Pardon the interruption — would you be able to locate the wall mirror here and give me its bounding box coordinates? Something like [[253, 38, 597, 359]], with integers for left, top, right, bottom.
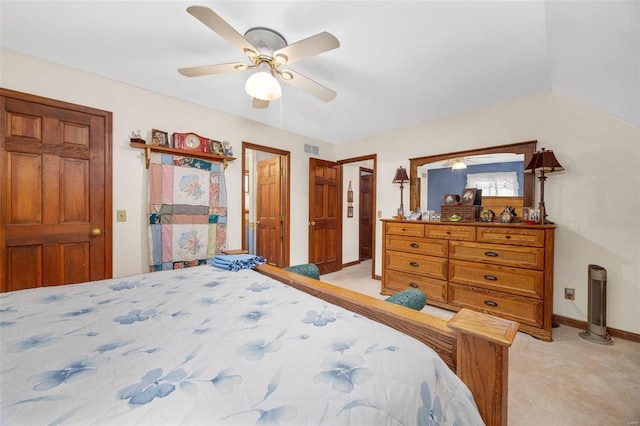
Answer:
[[409, 140, 537, 215]]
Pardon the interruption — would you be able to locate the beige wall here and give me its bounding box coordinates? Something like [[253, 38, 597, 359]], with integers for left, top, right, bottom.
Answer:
[[336, 92, 640, 335], [0, 49, 336, 277], [3, 48, 639, 335]]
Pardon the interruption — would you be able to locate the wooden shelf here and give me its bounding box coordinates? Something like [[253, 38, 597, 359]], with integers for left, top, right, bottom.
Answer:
[[129, 141, 236, 169]]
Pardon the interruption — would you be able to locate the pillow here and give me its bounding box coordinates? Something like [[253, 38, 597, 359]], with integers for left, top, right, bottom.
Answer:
[[385, 289, 427, 311]]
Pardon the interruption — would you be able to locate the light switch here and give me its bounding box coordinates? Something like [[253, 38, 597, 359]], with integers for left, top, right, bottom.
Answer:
[[116, 210, 127, 222], [377, 210, 382, 218]]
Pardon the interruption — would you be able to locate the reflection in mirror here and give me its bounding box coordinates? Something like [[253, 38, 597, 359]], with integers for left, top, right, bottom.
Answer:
[[409, 141, 537, 216]]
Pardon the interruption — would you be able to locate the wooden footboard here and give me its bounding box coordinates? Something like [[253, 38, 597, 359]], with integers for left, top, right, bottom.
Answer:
[[256, 264, 518, 426]]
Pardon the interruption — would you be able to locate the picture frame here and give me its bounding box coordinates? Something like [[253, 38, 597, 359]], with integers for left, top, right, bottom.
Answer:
[[461, 188, 478, 205], [527, 208, 540, 224], [443, 194, 460, 205], [151, 129, 169, 147], [209, 139, 223, 155]]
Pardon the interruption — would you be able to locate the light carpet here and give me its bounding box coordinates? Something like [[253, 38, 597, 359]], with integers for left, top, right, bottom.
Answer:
[[321, 260, 640, 425]]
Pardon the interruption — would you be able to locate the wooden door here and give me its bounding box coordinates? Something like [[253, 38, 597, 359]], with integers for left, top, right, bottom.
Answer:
[[359, 168, 373, 260], [0, 89, 112, 292], [256, 155, 282, 267], [309, 158, 342, 274]]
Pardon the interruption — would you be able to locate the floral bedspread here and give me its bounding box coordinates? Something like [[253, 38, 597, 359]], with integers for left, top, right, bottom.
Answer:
[[0, 266, 483, 425]]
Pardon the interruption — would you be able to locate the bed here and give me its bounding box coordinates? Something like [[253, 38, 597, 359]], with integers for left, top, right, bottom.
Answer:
[[1, 264, 517, 425]]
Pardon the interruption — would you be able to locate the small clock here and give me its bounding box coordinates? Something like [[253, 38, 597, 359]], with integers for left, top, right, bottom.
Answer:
[[173, 132, 208, 153]]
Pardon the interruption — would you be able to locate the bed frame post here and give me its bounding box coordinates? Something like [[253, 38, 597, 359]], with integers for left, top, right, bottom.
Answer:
[[448, 308, 518, 426]]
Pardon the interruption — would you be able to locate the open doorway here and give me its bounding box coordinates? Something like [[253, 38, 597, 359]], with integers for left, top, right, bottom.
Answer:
[[242, 142, 290, 267], [338, 154, 377, 279]]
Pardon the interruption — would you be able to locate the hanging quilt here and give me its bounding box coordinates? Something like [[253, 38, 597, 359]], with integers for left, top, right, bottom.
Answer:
[[148, 153, 227, 271]]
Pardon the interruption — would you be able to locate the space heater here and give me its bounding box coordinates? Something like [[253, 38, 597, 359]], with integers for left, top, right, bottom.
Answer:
[[579, 264, 613, 345]]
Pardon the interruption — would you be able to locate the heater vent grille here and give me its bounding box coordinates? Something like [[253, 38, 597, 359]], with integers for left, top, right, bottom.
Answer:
[[304, 144, 319, 156]]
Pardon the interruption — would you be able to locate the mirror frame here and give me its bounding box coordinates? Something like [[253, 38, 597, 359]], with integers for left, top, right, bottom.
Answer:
[[409, 140, 537, 211]]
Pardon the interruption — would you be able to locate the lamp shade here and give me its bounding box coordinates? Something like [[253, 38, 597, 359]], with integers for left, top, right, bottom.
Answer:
[[524, 148, 565, 174], [392, 166, 409, 183], [245, 71, 281, 101]]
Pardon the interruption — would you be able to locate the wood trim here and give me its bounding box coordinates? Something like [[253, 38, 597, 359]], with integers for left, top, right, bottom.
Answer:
[[256, 263, 517, 426], [553, 314, 640, 343], [342, 260, 360, 268], [337, 154, 377, 280], [409, 140, 537, 212], [241, 142, 291, 267]]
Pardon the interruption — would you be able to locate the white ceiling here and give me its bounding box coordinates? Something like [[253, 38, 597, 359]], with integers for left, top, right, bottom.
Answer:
[[1, 1, 638, 144]]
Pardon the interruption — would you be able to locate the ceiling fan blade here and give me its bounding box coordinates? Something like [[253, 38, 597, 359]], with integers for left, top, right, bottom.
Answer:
[[281, 70, 336, 102], [273, 32, 339, 65], [178, 62, 248, 77], [252, 98, 270, 108], [187, 6, 258, 58]]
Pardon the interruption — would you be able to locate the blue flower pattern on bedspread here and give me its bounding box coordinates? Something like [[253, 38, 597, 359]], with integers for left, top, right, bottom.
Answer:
[[0, 266, 483, 425]]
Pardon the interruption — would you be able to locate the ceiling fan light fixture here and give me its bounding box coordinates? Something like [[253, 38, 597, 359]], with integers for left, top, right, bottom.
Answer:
[[280, 70, 294, 81], [452, 161, 467, 170], [245, 71, 282, 101], [274, 53, 288, 65]]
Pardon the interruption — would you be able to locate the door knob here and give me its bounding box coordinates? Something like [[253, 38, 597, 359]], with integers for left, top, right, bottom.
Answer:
[[309, 221, 316, 226], [90, 228, 102, 237]]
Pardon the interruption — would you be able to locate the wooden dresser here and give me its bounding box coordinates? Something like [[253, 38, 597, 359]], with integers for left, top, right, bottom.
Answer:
[[381, 219, 556, 341]]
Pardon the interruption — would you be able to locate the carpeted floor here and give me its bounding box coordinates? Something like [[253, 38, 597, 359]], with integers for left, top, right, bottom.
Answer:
[[321, 260, 640, 425]]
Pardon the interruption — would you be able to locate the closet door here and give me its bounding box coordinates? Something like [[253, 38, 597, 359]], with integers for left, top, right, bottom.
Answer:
[[0, 89, 112, 292]]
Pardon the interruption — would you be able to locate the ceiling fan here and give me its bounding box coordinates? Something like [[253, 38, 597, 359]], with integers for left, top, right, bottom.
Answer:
[[442, 156, 494, 170], [178, 6, 340, 108]]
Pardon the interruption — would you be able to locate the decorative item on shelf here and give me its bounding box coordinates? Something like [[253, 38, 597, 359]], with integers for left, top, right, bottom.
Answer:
[[443, 194, 460, 205], [209, 139, 223, 155], [524, 147, 565, 224], [151, 129, 170, 147], [392, 166, 410, 219], [479, 209, 495, 222], [222, 140, 233, 157], [347, 181, 354, 218], [441, 204, 482, 221], [173, 132, 209, 152], [422, 210, 435, 221], [130, 129, 145, 144], [500, 206, 517, 223]]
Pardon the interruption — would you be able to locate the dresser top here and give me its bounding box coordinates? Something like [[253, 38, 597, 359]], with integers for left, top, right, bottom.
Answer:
[[381, 218, 557, 230]]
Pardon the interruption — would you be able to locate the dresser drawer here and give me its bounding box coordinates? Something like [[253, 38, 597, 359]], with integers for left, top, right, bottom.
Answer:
[[385, 222, 425, 237], [448, 283, 543, 327], [477, 227, 545, 247], [449, 260, 543, 298], [384, 271, 447, 303], [424, 225, 475, 241], [449, 241, 544, 270], [385, 252, 447, 280], [386, 235, 448, 257]]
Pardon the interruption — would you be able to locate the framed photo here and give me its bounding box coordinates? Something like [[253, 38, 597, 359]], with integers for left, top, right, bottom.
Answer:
[[209, 139, 223, 155], [443, 194, 460, 205], [151, 129, 169, 147], [528, 208, 540, 224], [461, 188, 478, 205]]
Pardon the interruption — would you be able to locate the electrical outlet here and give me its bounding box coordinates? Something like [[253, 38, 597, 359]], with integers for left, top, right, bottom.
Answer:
[[116, 210, 127, 222], [564, 288, 575, 300]]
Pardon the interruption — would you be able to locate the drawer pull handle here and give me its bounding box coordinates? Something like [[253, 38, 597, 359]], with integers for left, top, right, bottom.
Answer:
[[484, 300, 498, 307], [484, 251, 499, 257], [409, 282, 419, 288], [446, 231, 451, 235], [410, 243, 420, 248], [409, 262, 419, 267], [402, 228, 407, 231], [505, 235, 511, 239], [484, 274, 498, 281]]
